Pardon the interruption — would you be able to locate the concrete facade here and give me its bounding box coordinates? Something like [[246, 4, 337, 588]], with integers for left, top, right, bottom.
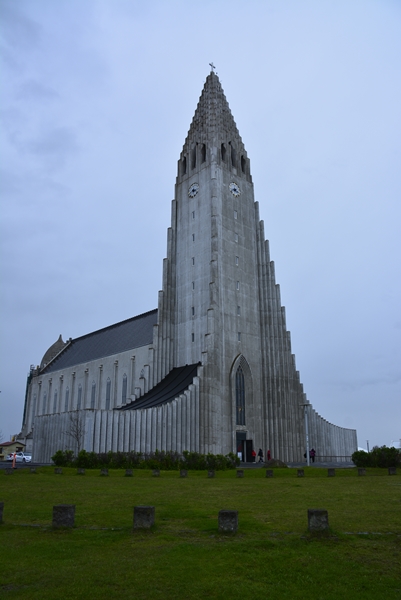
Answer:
[[21, 71, 357, 463]]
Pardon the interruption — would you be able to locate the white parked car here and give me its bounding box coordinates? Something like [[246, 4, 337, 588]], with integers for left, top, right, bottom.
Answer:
[[6, 452, 32, 463]]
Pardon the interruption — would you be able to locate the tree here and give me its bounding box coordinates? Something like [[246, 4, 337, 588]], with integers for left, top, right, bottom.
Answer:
[[64, 411, 86, 454]]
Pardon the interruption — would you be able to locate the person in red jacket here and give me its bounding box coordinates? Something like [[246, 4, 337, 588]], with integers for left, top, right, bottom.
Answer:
[[267, 449, 271, 461], [251, 449, 256, 463]]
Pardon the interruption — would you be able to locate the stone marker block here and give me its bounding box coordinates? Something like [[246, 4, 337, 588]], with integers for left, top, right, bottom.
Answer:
[[152, 469, 160, 477], [358, 468, 366, 476], [53, 504, 75, 528], [180, 469, 188, 478], [77, 468, 85, 475], [125, 469, 133, 477], [208, 470, 215, 478], [5, 468, 13, 475], [236, 470, 244, 478], [30, 467, 37, 474], [308, 508, 329, 532], [266, 469, 273, 478], [328, 468, 335, 477], [297, 469, 305, 477], [218, 510, 238, 533], [133, 505, 155, 529], [100, 469, 108, 476], [0, 501, 4, 523], [54, 468, 62, 475], [388, 467, 397, 475]]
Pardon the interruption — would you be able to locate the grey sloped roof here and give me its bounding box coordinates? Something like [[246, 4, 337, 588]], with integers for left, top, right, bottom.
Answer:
[[41, 309, 158, 374], [117, 363, 201, 411]]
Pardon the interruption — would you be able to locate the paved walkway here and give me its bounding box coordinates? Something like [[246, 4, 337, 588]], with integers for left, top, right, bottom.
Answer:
[[240, 461, 355, 469]]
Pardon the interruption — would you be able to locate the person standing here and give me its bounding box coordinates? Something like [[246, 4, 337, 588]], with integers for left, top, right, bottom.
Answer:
[[267, 449, 271, 461], [251, 449, 256, 463], [12, 452, 17, 469], [258, 448, 264, 463], [310, 448, 316, 463]]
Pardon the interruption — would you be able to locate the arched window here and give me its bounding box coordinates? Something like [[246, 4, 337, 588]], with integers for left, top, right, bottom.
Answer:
[[105, 377, 111, 410], [77, 384, 82, 410], [91, 381, 96, 409], [64, 387, 69, 412], [122, 374, 127, 404], [236, 366, 245, 425]]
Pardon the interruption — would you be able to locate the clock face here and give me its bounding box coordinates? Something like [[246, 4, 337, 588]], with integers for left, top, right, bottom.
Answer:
[[229, 182, 241, 197], [188, 183, 199, 198]]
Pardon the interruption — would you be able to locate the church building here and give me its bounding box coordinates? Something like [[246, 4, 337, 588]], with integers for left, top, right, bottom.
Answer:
[[20, 71, 357, 463]]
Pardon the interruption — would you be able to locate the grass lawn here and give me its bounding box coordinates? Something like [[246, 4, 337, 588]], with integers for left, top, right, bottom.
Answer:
[[1, 466, 400, 599]]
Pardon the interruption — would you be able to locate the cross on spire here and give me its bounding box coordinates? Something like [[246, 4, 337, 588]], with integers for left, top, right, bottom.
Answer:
[[209, 62, 216, 73]]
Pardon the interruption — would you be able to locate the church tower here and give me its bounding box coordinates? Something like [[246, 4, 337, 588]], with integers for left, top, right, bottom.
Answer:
[[155, 70, 303, 459]]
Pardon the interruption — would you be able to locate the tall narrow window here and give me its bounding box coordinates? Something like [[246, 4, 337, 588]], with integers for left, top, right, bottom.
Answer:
[[192, 211, 195, 219], [235, 256, 239, 266], [192, 233, 195, 242], [237, 306, 241, 316], [191, 145, 196, 170], [221, 143, 226, 161], [91, 382, 96, 409], [230, 143, 237, 168], [122, 374, 127, 404], [238, 332, 241, 342], [105, 378, 111, 410], [192, 257, 195, 265], [191, 306, 195, 316], [191, 333, 195, 342], [235, 233, 238, 243], [77, 384, 82, 409], [192, 281, 195, 290], [241, 155, 246, 173], [236, 366, 245, 425], [181, 156, 187, 175], [42, 392, 47, 415], [236, 281, 240, 290], [201, 143, 206, 163], [234, 210, 238, 219], [64, 387, 69, 412], [53, 390, 58, 413]]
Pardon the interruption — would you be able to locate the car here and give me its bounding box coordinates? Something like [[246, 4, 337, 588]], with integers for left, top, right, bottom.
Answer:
[[6, 452, 32, 463]]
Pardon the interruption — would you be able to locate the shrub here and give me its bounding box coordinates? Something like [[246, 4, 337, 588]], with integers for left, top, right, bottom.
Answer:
[[352, 446, 401, 468]]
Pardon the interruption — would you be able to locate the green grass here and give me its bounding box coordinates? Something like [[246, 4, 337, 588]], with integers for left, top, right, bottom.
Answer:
[[1, 466, 400, 599]]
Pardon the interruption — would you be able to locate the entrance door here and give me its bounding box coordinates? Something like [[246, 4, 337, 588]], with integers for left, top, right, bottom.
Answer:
[[245, 440, 254, 462], [236, 431, 246, 462]]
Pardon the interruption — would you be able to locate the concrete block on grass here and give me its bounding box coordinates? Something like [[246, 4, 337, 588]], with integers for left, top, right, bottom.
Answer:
[[100, 469, 108, 476], [328, 468, 335, 477], [77, 468, 85, 475], [125, 469, 133, 477], [265, 469, 273, 478], [297, 469, 305, 477], [54, 468, 62, 475], [236, 470, 244, 478], [180, 469, 188, 478], [53, 504, 75, 528], [308, 509, 329, 532], [218, 510, 238, 533], [133, 506, 155, 529], [388, 467, 397, 475], [152, 469, 160, 477], [208, 470, 215, 478], [358, 468, 366, 476]]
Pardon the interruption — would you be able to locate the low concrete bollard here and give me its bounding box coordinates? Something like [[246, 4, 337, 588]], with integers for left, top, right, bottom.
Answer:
[[358, 468, 366, 476], [328, 468, 335, 477], [77, 468, 85, 475], [133, 506, 155, 529], [0, 501, 4, 523], [266, 469, 273, 478], [308, 509, 329, 532], [297, 469, 305, 477], [218, 510, 238, 533], [100, 469, 108, 476], [208, 470, 215, 478], [388, 467, 397, 475], [30, 467, 37, 474], [5, 468, 13, 475], [180, 469, 188, 478], [125, 469, 133, 477], [152, 469, 160, 477], [54, 468, 62, 475], [236, 470, 244, 478], [53, 504, 75, 528]]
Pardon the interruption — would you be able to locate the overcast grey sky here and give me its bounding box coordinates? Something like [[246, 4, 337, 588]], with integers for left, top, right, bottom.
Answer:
[[1, 0, 400, 449]]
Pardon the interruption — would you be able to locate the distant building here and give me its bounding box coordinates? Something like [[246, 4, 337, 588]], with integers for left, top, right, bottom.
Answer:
[[20, 71, 357, 463]]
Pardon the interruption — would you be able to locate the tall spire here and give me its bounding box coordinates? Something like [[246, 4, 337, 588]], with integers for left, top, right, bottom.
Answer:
[[178, 72, 250, 182]]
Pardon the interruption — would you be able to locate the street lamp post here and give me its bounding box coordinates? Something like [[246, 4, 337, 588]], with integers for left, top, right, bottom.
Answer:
[[301, 403, 310, 467]]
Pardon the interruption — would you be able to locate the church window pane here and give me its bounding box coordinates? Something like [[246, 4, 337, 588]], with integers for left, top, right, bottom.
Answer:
[[230, 143, 237, 168], [77, 384, 82, 410], [236, 281, 240, 290], [236, 366, 245, 425], [192, 233, 195, 242], [33, 394, 37, 417], [64, 387, 69, 412], [192, 211, 195, 219], [181, 156, 187, 175], [234, 210, 237, 219], [53, 390, 58, 413], [238, 332, 241, 341], [192, 257, 195, 265], [192, 281, 195, 290], [42, 392, 47, 415], [235, 233, 238, 243], [201, 144, 206, 163], [235, 256, 239, 266], [122, 374, 127, 404], [192, 306, 195, 316], [105, 378, 111, 410], [237, 306, 241, 316], [191, 333, 195, 342], [91, 382, 96, 409], [241, 155, 246, 173], [191, 145, 196, 170]]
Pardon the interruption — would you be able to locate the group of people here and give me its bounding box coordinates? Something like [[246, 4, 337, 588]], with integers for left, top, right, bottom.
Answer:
[[250, 448, 271, 463], [304, 448, 316, 462]]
